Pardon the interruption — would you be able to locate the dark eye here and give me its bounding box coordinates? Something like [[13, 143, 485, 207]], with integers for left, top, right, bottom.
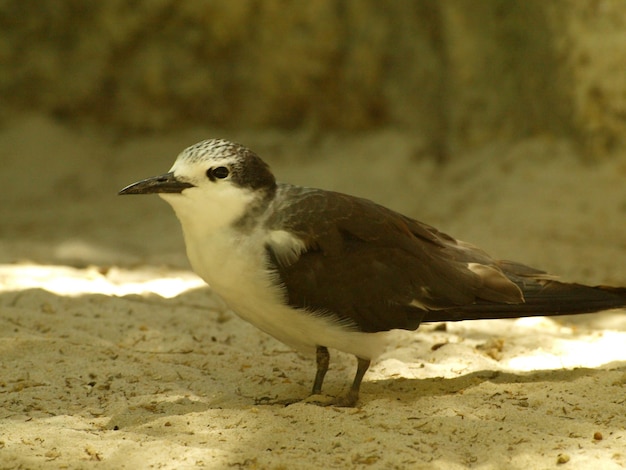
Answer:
[[207, 166, 230, 180]]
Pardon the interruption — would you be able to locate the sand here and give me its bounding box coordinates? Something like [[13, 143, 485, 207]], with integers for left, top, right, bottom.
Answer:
[[1, 115, 625, 469]]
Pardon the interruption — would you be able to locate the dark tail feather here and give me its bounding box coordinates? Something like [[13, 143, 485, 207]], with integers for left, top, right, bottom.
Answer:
[[423, 281, 626, 323]]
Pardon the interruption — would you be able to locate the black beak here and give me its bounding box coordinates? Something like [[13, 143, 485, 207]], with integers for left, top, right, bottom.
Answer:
[[118, 172, 195, 195]]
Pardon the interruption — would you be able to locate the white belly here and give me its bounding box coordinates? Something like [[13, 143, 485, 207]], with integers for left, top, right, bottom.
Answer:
[[183, 227, 391, 360]]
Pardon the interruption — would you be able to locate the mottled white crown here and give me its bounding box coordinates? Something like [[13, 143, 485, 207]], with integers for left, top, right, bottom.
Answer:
[[173, 139, 276, 191]]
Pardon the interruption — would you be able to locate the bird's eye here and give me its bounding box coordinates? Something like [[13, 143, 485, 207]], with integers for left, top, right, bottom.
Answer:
[[207, 166, 230, 180]]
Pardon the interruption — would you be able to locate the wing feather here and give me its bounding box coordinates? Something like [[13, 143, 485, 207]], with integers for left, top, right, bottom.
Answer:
[[264, 185, 523, 333]]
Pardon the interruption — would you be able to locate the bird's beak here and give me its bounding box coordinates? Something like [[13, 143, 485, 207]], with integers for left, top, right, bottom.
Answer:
[[118, 172, 195, 195]]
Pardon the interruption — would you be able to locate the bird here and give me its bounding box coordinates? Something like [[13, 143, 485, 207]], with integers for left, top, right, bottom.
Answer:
[[119, 138, 626, 407]]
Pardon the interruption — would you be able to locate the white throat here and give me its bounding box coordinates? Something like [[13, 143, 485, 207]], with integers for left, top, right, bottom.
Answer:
[[159, 184, 256, 239]]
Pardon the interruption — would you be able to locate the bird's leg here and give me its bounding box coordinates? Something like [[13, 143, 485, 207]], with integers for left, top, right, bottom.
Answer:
[[256, 346, 330, 406], [329, 356, 371, 407], [311, 346, 330, 395], [258, 349, 369, 407]]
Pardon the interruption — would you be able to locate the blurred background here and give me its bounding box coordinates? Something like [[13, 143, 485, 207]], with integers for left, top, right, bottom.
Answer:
[[1, 0, 625, 283], [2, 5, 626, 467]]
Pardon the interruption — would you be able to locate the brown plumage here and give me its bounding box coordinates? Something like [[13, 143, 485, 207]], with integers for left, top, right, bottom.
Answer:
[[266, 185, 626, 333]]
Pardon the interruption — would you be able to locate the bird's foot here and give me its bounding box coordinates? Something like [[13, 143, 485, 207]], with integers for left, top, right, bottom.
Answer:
[[255, 394, 332, 407], [302, 391, 359, 407], [302, 393, 337, 406], [255, 390, 359, 407], [254, 396, 304, 407], [323, 389, 359, 408]]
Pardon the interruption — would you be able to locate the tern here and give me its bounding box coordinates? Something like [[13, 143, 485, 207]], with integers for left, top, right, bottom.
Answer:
[[120, 139, 626, 406]]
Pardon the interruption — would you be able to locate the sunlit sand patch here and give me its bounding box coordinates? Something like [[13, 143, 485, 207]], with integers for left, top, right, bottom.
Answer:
[[0, 263, 205, 298]]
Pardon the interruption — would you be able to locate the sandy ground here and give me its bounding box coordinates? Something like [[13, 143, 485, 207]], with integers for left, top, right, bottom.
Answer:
[[1, 115, 626, 469]]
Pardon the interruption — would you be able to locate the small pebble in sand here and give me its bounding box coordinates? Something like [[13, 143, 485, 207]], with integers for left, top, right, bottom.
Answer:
[[556, 453, 570, 464]]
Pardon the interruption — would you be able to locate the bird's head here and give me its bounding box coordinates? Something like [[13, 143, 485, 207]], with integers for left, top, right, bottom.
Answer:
[[119, 139, 277, 234]]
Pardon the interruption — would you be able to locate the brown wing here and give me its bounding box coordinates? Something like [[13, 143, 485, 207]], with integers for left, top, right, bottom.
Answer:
[[264, 186, 523, 333]]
